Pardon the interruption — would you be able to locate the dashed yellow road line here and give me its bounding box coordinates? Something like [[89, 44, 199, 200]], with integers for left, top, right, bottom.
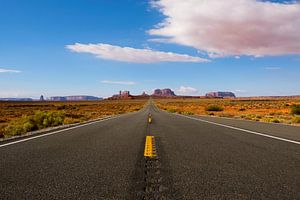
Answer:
[[148, 114, 152, 124], [144, 136, 157, 157]]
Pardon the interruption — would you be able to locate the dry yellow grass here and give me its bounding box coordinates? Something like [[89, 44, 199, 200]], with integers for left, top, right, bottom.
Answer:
[[154, 98, 300, 125]]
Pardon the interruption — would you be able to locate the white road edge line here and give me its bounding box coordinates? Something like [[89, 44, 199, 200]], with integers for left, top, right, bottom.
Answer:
[[174, 113, 300, 145], [0, 115, 122, 148]]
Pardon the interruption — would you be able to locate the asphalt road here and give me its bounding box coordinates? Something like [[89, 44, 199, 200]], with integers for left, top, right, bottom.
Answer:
[[1, 102, 299, 199]]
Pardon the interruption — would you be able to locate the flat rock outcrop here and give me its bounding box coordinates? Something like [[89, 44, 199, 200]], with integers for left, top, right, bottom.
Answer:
[[152, 89, 176, 97], [205, 92, 236, 98]]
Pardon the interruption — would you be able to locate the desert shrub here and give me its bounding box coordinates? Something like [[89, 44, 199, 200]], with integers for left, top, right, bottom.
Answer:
[[220, 113, 234, 118], [71, 106, 79, 110], [57, 105, 67, 110], [64, 117, 81, 124], [4, 116, 33, 137], [271, 119, 280, 123], [292, 116, 300, 123], [181, 111, 194, 115], [291, 104, 300, 115], [66, 113, 84, 119], [205, 105, 224, 112], [4, 111, 65, 138], [0, 125, 5, 138], [167, 109, 177, 113], [243, 114, 257, 120], [79, 115, 90, 122]]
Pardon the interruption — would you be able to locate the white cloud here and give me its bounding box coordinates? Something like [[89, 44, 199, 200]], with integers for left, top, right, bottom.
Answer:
[[177, 86, 198, 95], [101, 80, 136, 85], [66, 43, 210, 63], [147, 38, 171, 43], [0, 68, 21, 73], [264, 66, 281, 70], [149, 0, 300, 57], [0, 91, 30, 98], [235, 89, 247, 93]]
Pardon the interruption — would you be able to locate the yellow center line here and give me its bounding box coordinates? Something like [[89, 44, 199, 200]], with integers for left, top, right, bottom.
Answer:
[[148, 114, 152, 124], [144, 136, 157, 157]]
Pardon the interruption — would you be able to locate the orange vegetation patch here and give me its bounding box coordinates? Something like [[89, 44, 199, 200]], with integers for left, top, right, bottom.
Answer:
[[154, 98, 300, 125]]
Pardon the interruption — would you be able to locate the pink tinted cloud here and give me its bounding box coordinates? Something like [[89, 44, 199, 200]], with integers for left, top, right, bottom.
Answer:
[[177, 86, 198, 95], [66, 43, 209, 63], [149, 0, 300, 57]]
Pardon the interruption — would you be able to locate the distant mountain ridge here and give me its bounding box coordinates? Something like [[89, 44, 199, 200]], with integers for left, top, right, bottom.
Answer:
[[49, 96, 102, 101], [0, 98, 33, 101], [0, 96, 102, 101]]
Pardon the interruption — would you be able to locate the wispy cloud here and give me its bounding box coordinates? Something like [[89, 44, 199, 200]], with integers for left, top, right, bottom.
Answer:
[[0, 90, 30, 98], [0, 68, 21, 73], [101, 80, 137, 85], [177, 86, 198, 95], [149, 0, 300, 58], [235, 89, 247, 93], [66, 43, 210, 63], [264, 67, 281, 70], [147, 38, 171, 43]]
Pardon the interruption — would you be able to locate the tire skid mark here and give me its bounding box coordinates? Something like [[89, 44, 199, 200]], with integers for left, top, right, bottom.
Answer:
[[132, 107, 174, 199], [142, 137, 169, 200]]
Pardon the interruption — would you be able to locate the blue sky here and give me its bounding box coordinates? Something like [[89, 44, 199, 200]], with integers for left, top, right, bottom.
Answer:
[[1, 0, 300, 98]]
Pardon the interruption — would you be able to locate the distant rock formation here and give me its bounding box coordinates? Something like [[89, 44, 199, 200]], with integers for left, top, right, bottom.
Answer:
[[49, 96, 67, 101], [110, 91, 133, 99], [0, 98, 33, 101], [205, 92, 236, 98], [141, 91, 149, 96], [49, 96, 102, 101], [40, 95, 45, 101], [152, 88, 176, 97], [67, 96, 102, 101]]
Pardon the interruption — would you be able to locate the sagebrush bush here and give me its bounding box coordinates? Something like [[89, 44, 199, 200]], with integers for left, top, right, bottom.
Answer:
[[271, 119, 280, 123], [293, 116, 300, 123], [182, 111, 194, 115], [63, 117, 81, 124], [205, 105, 224, 112], [4, 111, 65, 138], [291, 104, 300, 115], [167, 108, 177, 113], [0, 125, 5, 138]]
